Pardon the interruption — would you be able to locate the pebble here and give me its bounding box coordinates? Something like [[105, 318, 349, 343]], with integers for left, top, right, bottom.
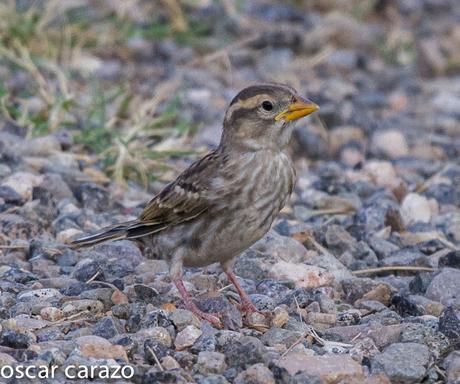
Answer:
[[439, 250, 460, 269], [169, 309, 201, 331], [278, 353, 364, 382], [371, 342, 430, 383], [271, 307, 290, 328], [223, 336, 266, 369], [261, 328, 303, 348], [400, 193, 438, 225], [234, 363, 275, 384], [40, 307, 63, 322], [144, 338, 171, 364], [2, 316, 49, 332], [360, 284, 392, 306], [0, 352, 17, 366], [92, 315, 124, 339], [245, 312, 271, 332], [270, 261, 333, 289], [17, 288, 62, 303], [0, 329, 36, 348], [305, 312, 337, 330], [426, 268, 460, 308], [196, 351, 227, 374], [371, 130, 409, 158], [1, 172, 43, 201], [364, 161, 402, 190], [74, 182, 111, 212], [175, 325, 202, 350], [161, 355, 181, 370], [444, 351, 460, 383], [136, 326, 172, 347], [62, 299, 104, 316], [439, 306, 460, 349], [73, 335, 128, 361], [111, 289, 128, 305], [252, 231, 308, 263], [71, 258, 105, 282]]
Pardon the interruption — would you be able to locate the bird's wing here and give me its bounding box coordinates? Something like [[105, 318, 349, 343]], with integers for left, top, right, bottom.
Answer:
[[139, 150, 220, 226], [70, 151, 223, 246]]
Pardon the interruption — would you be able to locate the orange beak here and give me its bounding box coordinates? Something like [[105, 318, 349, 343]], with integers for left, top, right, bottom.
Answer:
[[275, 98, 319, 122]]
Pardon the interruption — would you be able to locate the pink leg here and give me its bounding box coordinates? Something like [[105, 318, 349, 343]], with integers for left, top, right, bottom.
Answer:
[[225, 269, 260, 314], [172, 272, 223, 328]]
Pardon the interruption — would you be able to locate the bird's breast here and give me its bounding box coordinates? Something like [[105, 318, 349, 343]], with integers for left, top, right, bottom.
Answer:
[[226, 150, 295, 231]]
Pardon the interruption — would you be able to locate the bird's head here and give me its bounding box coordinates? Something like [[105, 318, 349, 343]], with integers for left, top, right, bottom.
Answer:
[[221, 83, 319, 151]]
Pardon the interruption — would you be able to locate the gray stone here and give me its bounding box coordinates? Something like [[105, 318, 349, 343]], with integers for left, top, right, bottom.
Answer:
[[74, 182, 111, 212], [39, 173, 74, 200], [62, 299, 104, 316], [248, 294, 276, 311], [175, 325, 202, 350], [444, 351, 460, 383], [439, 251, 460, 269], [92, 316, 124, 339], [439, 306, 460, 350], [400, 323, 450, 358], [17, 288, 62, 304], [261, 328, 303, 348], [135, 326, 172, 348], [95, 240, 145, 268], [252, 230, 307, 263], [223, 336, 266, 369], [234, 363, 275, 384], [0, 329, 35, 349], [196, 351, 227, 374], [72, 335, 128, 361], [111, 304, 132, 320], [169, 309, 201, 331], [426, 268, 460, 309], [71, 258, 105, 282], [80, 288, 113, 309], [371, 342, 430, 383], [195, 375, 230, 384], [278, 353, 364, 382]]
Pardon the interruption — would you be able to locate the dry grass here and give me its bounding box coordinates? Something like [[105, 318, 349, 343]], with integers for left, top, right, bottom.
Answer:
[[0, 0, 199, 186]]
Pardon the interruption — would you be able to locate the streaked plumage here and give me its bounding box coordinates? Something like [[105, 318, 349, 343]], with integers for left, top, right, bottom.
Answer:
[[72, 83, 318, 327]]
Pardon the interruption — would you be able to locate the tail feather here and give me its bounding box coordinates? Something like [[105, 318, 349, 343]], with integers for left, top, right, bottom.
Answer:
[[70, 220, 168, 248], [70, 228, 127, 248]]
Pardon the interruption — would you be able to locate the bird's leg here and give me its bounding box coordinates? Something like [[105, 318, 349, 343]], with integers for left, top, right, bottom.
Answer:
[[171, 271, 223, 328], [224, 268, 260, 315]]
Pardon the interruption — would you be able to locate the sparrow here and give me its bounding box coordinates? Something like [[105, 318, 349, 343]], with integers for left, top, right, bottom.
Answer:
[[72, 83, 319, 327]]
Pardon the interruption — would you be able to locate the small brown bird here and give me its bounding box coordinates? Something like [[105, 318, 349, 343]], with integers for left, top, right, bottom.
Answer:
[[72, 83, 318, 327]]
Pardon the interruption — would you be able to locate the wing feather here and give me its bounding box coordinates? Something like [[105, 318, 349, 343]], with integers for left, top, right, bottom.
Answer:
[[139, 150, 220, 226]]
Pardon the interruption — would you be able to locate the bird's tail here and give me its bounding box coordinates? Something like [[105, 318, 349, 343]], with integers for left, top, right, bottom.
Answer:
[[70, 219, 167, 248]]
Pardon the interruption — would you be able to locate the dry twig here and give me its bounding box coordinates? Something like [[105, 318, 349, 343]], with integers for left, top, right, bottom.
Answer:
[[353, 266, 437, 275]]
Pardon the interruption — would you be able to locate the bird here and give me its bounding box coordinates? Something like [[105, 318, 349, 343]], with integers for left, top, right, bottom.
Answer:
[[71, 83, 319, 327]]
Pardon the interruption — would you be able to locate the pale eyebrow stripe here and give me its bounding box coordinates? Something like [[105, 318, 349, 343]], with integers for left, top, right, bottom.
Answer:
[[225, 94, 272, 122]]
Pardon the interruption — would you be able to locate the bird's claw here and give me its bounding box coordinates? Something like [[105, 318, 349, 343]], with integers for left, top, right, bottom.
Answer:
[[241, 303, 260, 314], [198, 311, 224, 329], [239, 300, 270, 317], [183, 302, 224, 328]]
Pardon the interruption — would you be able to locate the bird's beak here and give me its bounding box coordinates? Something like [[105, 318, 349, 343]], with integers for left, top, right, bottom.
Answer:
[[275, 98, 319, 122]]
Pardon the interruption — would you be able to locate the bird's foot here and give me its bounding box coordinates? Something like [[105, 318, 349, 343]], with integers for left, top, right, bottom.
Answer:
[[239, 299, 272, 319], [184, 302, 223, 329]]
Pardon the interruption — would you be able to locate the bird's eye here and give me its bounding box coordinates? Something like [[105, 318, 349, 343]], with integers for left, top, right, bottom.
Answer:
[[261, 100, 273, 111]]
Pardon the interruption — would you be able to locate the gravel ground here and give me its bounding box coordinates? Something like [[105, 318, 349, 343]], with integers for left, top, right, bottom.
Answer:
[[1, 1, 460, 383]]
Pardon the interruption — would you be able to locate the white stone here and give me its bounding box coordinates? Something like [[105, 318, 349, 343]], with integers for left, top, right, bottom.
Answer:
[[1, 172, 43, 200], [270, 261, 334, 289], [364, 160, 402, 190], [401, 193, 438, 225], [372, 130, 409, 158]]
